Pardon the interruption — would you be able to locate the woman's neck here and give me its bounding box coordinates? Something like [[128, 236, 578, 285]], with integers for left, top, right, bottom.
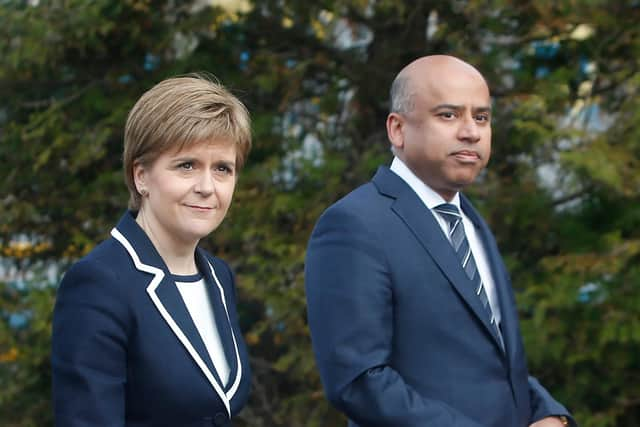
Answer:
[[135, 210, 199, 275]]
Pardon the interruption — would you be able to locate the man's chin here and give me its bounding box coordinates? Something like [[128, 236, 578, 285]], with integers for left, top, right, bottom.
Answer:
[[453, 168, 484, 186]]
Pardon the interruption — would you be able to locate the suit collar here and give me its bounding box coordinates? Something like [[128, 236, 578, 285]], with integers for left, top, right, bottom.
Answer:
[[110, 211, 242, 416], [373, 167, 506, 355]]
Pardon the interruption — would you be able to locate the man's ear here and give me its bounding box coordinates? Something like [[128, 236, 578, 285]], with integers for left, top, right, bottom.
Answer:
[[386, 112, 405, 152]]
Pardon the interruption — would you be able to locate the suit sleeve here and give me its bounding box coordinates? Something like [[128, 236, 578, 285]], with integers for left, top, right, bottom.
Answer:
[[51, 257, 129, 427], [305, 205, 485, 427], [528, 376, 578, 426]]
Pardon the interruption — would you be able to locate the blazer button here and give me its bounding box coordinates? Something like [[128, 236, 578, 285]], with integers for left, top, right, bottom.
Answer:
[[213, 412, 228, 426]]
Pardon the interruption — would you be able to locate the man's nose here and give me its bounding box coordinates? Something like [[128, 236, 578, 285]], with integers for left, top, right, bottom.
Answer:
[[457, 117, 481, 143]]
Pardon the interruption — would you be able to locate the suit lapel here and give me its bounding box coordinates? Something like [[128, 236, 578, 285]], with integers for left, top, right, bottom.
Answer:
[[462, 197, 520, 360], [373, 167, 505, 354], [109, 211, 236, 417]]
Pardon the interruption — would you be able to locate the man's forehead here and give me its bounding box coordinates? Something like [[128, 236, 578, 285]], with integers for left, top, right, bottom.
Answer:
[[410, 82, 491, 108]]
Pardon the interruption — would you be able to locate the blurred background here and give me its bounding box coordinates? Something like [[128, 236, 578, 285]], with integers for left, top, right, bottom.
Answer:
[[1, 1, 639, 426]]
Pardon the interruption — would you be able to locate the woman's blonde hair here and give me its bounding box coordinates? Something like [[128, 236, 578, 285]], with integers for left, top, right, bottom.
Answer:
[[123, 74, 252, 210]]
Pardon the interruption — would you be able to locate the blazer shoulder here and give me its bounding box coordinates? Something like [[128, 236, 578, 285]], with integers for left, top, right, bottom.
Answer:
[[309, 181, 393, 259], [319, 181, 387, 220], [54, 237, 135, 339], [58, 237, 132, 300]]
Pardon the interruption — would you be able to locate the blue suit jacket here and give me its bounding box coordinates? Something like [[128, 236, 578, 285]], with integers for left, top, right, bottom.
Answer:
[[305, 167, 574, 427], [52, 211, 251, 427]]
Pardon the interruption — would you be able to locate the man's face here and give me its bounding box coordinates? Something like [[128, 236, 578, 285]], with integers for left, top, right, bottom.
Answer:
[[393, 64, 492, 201]]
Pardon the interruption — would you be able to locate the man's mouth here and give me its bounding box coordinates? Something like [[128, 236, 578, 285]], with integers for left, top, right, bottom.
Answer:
[[451, 150, 481, 161]]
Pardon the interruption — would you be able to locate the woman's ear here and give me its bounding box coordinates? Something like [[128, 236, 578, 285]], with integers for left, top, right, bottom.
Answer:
[[133, 161, 148, 195]]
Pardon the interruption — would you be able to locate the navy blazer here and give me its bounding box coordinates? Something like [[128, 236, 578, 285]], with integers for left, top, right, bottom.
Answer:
[[305, 167, 574, 427], [52, 211, 251, 427]]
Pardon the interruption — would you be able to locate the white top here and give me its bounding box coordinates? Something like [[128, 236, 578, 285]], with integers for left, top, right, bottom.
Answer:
[[390, 157, 502, 324], [175, 273, 230, 386]]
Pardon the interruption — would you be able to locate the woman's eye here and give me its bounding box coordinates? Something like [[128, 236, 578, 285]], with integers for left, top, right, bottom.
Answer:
[[179, 162, 194, 170], [475, 114, 490, 123], [216, 165, 234, 175]]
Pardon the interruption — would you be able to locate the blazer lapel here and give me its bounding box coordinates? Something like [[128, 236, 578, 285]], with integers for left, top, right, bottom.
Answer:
[[110, 211, 234, 417], [196, 249, 243, 397], [154, 274, 225, 384], [462, 196, 520, 359], [373, 167, 505, 354]]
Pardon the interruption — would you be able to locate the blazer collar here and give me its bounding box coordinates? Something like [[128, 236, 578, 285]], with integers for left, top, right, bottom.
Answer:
[[373, 167, 506, 355], [110, 211, 242, 416]]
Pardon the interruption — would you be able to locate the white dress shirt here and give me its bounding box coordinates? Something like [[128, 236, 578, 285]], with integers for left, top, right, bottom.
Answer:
[[390, 157, 502, 324]]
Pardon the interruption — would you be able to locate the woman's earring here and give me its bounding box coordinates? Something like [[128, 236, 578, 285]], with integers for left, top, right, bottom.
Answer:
[[139, 188, 148, 197]]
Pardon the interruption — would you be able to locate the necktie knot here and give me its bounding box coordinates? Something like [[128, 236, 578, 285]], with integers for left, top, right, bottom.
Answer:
[[433, 203, 461, 229]]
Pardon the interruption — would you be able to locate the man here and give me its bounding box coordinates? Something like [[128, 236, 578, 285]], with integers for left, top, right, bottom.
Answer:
[[304, 55, 576, 427]]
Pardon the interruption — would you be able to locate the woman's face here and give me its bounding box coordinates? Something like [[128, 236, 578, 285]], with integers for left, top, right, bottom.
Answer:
[[134, 140, 237, 250]]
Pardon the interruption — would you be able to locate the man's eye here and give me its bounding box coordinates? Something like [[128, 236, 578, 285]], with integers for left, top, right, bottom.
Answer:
[[179, 162, 194, 170], [439, 111, 456, 119], [475, 114, 490, 123]]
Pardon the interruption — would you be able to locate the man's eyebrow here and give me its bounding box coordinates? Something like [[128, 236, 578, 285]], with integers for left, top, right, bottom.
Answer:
[[429, 104, 492, 113], [474, 106, 492, 113], [430, 104, 462, 112]]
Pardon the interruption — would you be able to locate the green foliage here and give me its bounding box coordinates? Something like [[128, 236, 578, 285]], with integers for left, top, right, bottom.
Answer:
[[0, 268, 56, 427], [1, 0, 640, 426]]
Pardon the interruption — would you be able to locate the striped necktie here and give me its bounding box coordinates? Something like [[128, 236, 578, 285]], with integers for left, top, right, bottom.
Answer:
[[434, 203, 504, 349]]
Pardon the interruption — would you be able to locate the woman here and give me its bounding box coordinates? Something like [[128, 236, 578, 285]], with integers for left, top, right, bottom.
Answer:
[[52, 75, 252, 427]]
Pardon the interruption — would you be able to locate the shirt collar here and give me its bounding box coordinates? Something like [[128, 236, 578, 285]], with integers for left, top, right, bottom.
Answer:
[[389, 157, 461, 210]]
